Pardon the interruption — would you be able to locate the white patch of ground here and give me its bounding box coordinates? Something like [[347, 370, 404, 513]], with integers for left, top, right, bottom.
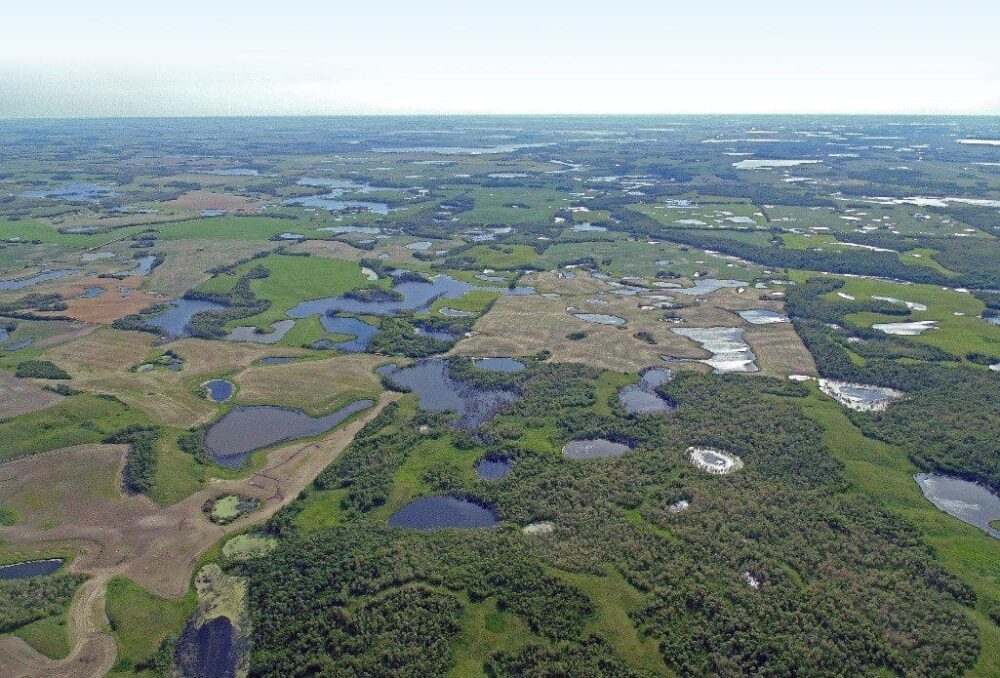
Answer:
[[872, 320, 937, 336], [818, 378, 903, 412], [688, 446, 744, 474], [523, 521, 555, 535]]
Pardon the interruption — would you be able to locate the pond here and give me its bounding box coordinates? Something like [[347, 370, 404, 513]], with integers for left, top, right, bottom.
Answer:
[[406, 241, 433, 250], [225, 319, 295, 344], [0, 328, 8, 342], [21, 182, 116, 201], [675, 279, 747, 296], [185, 616, 238, 678], [388, 496, 499, 529], [0, 269, 78, 291], [204, 380, 234, 403], [915, 474, 1000, 540], [618, 367, 675, 414], [5, 338, 34, 351], [572, 222, 607, 232], [286, 194, 391, 214], [203, 168, 259, 175], [287, 273, 532, 318], [320, 314, 379, 352], [285, 178, 395, 214], [737, 309, 789, 324], [672, 327, 758, 373], [573, 313, 626, 326], [316, 225, 383, 235], [474, 357, 525, 373], [818, 379, 903, 412], [377, 360, 518, 430], [476, 457, 512, 480], [120, 254, 157, 277], [0, 559, 64, 580], [204, 399, 374, 469], [80, 286, 106, 299], [732, 159, 822, 170], [563, 439, 631, 459], [147, 299, 227, 338]]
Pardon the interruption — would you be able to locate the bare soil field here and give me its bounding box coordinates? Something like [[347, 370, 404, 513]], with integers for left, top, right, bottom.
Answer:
[[0, 370, 63, 418], [162, 190, 263, 214], [42, 276, 159, 324]]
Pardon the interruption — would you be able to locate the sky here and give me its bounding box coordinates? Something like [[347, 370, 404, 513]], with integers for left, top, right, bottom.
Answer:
[[1, 0, 999, 118]]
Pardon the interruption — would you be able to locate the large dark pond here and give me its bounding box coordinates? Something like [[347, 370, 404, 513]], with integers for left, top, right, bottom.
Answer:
[[915, 474, 1000, 540], [618, 367, 675, 414], [147, 299, 227, 338], [287, 273, 533, 318], [0, 269, 78, 291], [178, 615, 238, 678], [377, 360, 518, 430], [388, 496, 499, 529], [321, 315, 379, 352], [0, 559, 64, 580], [205, 399, 374, 468]]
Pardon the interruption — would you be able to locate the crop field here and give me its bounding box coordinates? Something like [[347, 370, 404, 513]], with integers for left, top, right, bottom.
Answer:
[[2, 116, 999, 678]]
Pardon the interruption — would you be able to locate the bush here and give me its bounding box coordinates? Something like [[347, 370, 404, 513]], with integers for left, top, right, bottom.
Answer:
[[15, 360, 70, 380]]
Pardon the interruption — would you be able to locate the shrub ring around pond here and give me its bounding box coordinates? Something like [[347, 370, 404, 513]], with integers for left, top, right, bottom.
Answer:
[[687, 446, 743, 475], [203, 494, 260, 525]]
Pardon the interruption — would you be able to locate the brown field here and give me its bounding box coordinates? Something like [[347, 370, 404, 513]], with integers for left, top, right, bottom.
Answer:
[[162, 189, 263, 214], [0, 370, 62, 418], [455, 272, 815, 376], [0, 395, 396, 677], [43, 330, 308, 428], [234, 353, 384, 415], [42, 276, 159, 324]]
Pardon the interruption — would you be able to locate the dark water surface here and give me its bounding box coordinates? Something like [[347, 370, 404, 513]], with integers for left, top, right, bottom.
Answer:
[[205, 400, 374, 468], [388, 496, 499, 529], [0, 559, 64, 580], [377, 360, 518, 430]]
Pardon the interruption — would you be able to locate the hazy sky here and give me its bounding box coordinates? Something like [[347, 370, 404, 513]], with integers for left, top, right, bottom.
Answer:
[[1, 0, 998, 117]]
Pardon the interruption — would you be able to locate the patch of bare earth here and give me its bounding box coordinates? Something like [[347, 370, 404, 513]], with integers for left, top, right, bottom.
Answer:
[[0, 370, 63, 418]]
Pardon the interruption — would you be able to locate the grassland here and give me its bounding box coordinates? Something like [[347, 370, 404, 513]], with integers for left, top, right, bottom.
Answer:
[[808, 274, 1000, 360], [105, 577, 195, 668], [0, 394, 148, 462]]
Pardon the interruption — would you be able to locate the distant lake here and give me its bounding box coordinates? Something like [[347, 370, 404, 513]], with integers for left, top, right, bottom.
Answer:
[[0, 269, 78, 291]]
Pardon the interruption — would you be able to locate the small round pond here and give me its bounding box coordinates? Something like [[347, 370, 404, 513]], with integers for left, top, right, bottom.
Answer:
[[388, 496, 499, 529], [204, 380, 234, 403], [476, 457, 512, 480]]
